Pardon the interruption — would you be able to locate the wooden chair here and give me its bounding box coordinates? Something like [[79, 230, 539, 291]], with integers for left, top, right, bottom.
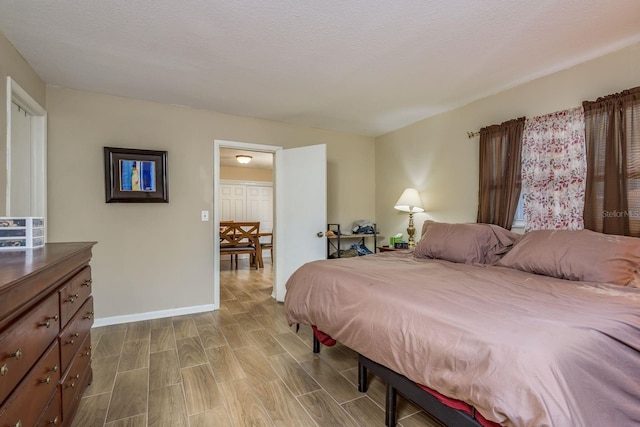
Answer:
[[260, 232, 273, 262], [219, 221, 262, 269]]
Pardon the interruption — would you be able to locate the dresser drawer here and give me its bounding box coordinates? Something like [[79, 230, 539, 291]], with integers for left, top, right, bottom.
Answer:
[[59, 267, 92, 328], [60, 334, 91, 423], [0, 291, 60, 405], [36, 389, 61, 426], [59, 297, 93, 374], [0, 340, 60, 427]]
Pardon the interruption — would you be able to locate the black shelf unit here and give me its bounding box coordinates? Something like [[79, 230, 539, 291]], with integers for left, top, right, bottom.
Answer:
[[327, 223, 377, 258]]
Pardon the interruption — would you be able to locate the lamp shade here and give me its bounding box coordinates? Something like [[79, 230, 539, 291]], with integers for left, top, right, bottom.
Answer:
[[394, 188, 424, 213]]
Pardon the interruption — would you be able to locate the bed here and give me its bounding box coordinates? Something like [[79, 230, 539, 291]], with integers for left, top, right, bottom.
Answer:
[[284, 222, 640, 427]]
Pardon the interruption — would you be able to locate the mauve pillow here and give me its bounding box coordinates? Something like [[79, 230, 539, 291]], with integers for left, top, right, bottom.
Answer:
[[497, 229, 640, 286], [414, 221, 519, 265]]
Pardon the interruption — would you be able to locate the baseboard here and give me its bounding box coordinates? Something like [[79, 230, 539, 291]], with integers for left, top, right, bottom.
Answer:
[[93, 304, 216, 327]]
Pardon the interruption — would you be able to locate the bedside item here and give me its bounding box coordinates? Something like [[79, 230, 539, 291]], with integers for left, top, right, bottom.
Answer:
[[0, 217, 45, 249], [389, 234, 403, 248], [394, 241, 409, 249], [327, 223, 378, 258], [394, 188, 424, 247]]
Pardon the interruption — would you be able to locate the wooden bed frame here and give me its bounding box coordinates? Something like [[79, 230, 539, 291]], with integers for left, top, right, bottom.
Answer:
[[313, 333, 484, 427]]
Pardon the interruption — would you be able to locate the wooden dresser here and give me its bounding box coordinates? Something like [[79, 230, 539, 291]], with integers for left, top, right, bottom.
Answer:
[[0, 242, 96, 427]]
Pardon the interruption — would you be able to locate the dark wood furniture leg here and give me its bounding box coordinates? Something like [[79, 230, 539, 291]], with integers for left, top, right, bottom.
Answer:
[[313, 332, 320, 353], [386, 383, 398, 427], [358, 362, 368, 392]]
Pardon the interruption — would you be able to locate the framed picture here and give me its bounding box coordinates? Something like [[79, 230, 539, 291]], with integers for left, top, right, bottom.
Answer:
[[104, 147, 169, 203]]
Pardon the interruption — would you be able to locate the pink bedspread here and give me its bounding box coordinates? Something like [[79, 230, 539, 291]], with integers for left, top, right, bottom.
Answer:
[[284, 252, 640, 427]]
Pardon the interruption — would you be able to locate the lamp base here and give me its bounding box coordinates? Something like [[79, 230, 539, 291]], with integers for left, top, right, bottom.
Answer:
[[407, 212, 416, 248]]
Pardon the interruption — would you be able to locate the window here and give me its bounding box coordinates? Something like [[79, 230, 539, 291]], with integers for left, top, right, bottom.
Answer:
[[512, 193, 525, 228]]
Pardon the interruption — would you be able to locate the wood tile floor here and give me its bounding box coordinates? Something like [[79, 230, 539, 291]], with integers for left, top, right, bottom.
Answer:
[[73, 259, 442, 426]]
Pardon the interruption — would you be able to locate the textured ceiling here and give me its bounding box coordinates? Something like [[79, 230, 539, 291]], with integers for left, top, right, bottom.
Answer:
[[1, 0, 640, 136]]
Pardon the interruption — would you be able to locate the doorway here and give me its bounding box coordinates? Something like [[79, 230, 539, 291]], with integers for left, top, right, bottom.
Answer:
[[5, 77, 47, 225], [214, 140, 280, 310], [213, 140, 328, 311], [219, 148, 274, 267]]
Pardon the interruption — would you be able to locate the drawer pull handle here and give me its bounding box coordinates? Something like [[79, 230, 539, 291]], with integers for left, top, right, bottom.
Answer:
[[84, 311, 94, 320], [1, 364, 7, 376], [48, 417, 58, 425], [12, 421, 22, 427], [67, 339, 76, 345], [72, 332, 79, 338], [40, 376, 51, 384], [73, 373, 80, 379], [68, 293, 79, 303], [82, 279, 92, 287], [9, 349, 22, 360], [39, 315, 58, 327], [49, 365, 58, 372], [66, 382, 75, 389]]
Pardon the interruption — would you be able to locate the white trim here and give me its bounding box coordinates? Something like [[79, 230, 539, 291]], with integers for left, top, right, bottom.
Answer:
[[7, 78, 46, 116], [93, 304, 216, 327], [5, 78, 11, 215], [511, 219, 525, 229], [273, 148, 284, 300], [220, 179, 272, 187]]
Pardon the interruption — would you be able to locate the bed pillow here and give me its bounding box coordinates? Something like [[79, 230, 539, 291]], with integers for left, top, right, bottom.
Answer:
[[414, 221, 519, 264], [497, 229, 640, 286]]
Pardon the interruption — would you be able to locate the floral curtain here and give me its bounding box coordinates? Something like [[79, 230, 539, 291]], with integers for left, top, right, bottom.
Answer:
[[521, 107, 586, 231]]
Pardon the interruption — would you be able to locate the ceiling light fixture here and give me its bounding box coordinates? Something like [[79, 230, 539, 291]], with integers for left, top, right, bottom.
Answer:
[[236, 155, 252, 164]]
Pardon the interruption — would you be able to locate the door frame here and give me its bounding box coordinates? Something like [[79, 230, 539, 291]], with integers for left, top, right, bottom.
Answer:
[[5, 77, 47, 231], [213, 139, 283, 310]]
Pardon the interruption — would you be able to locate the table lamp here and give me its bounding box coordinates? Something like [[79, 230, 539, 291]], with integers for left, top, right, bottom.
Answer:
[[394, 188, 424, 247]]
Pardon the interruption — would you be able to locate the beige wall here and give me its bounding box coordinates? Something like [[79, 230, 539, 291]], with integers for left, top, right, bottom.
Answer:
[[46, 86, 374, 319], [0, 32, 46, 213], [220, 166, 272, 182], [376, 42, 640, 242]]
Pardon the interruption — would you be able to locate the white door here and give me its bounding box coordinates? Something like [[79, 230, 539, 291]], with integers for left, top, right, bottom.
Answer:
[[9, 102, 32, 216], [273, 144, 327, 301], [219, 184, 246, 221], [246, 185, 273, 232], [247, 185, 274, 259]]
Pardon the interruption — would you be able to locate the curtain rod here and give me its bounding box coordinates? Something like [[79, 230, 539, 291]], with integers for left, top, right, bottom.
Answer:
[[467, 130, 480, 138]]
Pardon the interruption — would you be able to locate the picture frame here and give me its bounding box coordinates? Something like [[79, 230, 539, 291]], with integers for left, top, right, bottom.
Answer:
[[104, 147, 169, 203]]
